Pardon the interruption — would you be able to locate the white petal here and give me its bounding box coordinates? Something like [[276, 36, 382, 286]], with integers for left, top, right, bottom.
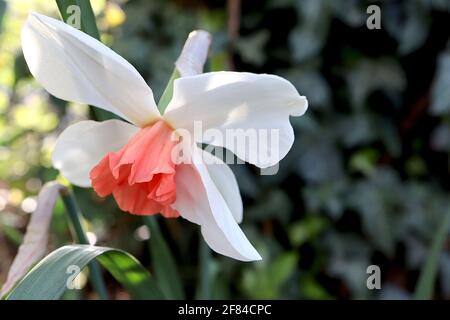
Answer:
[[22, 12, 160, 127], [52, 120, 139, 187], [173, 146, 260, 261], [163, 72, 307, 168], [200, 149, 243, 223], [175, 30, 211, 77]]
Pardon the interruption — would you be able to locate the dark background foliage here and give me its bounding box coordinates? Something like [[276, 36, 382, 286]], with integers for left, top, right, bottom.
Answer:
[[0, 0, 449, 299]]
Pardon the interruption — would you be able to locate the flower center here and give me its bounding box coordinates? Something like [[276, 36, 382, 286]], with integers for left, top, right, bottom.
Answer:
[[90, 120, 180, 217]]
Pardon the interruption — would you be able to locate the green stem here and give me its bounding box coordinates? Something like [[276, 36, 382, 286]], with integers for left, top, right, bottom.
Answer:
[[414, 209, 450, 299], [198, 238, 212, 299], [143, 216, 185, 299], [157, 69, 180, 113], [60, 189, 109, 300]]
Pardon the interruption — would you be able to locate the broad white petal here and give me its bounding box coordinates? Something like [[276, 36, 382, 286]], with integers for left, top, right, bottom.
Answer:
[[200, 149, 243, 223], [173, 146, 260, 261], [163, 72, 308, 168], [22, 12, 160, 127], [52, 120, 139, 187]]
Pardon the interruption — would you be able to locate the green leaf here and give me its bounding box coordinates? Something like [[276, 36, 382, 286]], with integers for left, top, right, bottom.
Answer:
[[143, 217, 185, 299], [0, 224, 23, 246], [269, 252, 299, 289], [241, 252, 298, 299], [6, 245, 165, 300], [349, 148, 379, 176], [414, 209, 450, 299], [301, 275, 333, 299], [288, 216, 328, 247]]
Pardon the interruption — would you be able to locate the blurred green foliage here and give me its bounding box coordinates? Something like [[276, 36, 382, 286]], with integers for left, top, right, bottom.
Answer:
[[1, 0, 450, 299]]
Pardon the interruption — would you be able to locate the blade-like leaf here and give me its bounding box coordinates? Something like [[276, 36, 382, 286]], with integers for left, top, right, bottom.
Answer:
[[144, 217, 185, 299], [414, 209, 450, 299], [6, 245, 165, 300]]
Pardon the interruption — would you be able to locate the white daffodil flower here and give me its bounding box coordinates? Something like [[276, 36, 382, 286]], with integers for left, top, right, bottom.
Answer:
[[22, 12, 308, 261]]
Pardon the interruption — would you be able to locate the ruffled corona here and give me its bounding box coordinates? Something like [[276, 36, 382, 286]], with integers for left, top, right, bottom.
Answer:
[[90, 120, 179, 217]]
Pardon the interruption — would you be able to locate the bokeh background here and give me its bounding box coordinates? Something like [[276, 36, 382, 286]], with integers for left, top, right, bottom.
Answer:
[[1, 0, 450, 299]]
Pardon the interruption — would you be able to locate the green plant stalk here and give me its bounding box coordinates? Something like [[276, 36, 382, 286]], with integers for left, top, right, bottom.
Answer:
[[198, 239, 212, 299], [157, 69, 181, 113], [143, 216, 184, 299], [414, 209, 450, 299], [60, 189, 109, 300]]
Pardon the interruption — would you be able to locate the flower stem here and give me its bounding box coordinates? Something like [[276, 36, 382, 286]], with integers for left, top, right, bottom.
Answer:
[[157, 69, 181, 113], [198, 238, 212, 299], [60, 188, 109, 300], [414, 208, 450, 299], [143, 216, 185, 299]]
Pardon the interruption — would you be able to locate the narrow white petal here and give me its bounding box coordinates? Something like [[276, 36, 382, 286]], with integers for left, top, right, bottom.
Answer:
[[173, 146, 260, 261], [22, 12, 160, 127], [175, 30, 211, 77], [52, 120, 139, 187], [163, 71, 308, 168]]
